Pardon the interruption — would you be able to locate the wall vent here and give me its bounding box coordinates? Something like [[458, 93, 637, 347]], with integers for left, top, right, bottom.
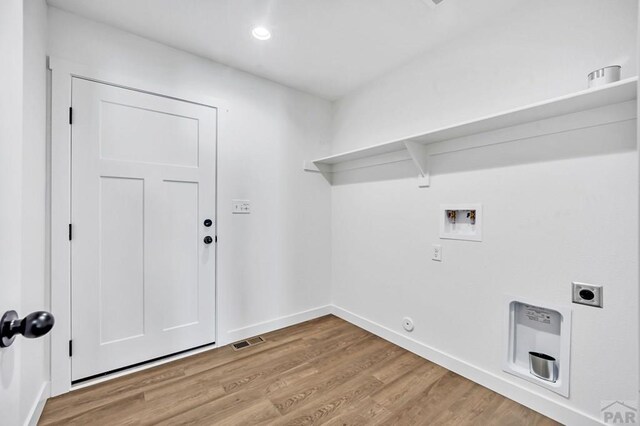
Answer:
[[231, 336, 265, 351]]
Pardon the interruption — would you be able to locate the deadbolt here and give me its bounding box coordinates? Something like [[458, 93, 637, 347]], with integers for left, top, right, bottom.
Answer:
[[204, 236, 213, 244], [204, 219, 213, 227]]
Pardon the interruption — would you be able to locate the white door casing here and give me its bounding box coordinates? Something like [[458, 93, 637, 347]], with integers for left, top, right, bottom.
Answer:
[[70, 78, 217, 381]]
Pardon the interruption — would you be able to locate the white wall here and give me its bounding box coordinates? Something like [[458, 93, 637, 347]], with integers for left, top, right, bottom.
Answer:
[[47, 8, 333, 349], [333, 0, 638, 151], [330, 1, 638, 424]]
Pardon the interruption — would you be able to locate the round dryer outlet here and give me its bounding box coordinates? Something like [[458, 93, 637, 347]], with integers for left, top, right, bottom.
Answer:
[[402, 317, 414, 332]]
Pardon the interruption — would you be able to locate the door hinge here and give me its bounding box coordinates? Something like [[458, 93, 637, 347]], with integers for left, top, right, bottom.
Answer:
[[69, 107, 73, 125], [69, 340, 73, 357], [69, 224, 72, 241]]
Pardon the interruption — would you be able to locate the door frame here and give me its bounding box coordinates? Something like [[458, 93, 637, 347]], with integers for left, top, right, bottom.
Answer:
[[49, 56, 226, 396]]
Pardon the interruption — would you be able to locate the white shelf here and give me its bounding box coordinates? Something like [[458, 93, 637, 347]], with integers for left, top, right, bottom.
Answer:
[[305, 78, 637, 186]]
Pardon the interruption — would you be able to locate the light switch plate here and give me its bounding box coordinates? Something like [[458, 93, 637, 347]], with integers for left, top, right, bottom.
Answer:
[[432, 244, 442, 261], [572, 282, 603, 308], [232, 199, 251, 214]]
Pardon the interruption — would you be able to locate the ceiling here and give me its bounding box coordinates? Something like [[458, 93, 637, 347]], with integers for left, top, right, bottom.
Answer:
[[47, 0, 528, 100]]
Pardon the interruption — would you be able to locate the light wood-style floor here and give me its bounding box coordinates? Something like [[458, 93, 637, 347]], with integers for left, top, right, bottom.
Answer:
[[39, 315, 558, 425]]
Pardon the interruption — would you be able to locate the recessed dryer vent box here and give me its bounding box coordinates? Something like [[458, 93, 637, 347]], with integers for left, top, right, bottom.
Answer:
[[503, 296, 572, 397], [439, 204, 482, 241]]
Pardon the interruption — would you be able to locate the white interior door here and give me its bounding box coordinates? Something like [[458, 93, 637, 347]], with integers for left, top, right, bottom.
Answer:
[[71, 78, 217, 381], [0, 1, 24, 418]]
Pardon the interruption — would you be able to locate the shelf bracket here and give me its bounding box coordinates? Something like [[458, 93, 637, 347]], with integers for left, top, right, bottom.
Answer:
[[404, 141, 430, 188], [303, 160, 333, 184], [303, 160, 321, 173]]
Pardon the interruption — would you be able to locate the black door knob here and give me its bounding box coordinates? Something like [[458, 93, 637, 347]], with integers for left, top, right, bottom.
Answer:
[[204, 219, 213, 227], [1, 310, 55, 348], [204, 236, 213, 244]]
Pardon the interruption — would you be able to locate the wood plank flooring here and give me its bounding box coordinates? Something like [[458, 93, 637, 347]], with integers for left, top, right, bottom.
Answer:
[[39, 315, 559, 425]]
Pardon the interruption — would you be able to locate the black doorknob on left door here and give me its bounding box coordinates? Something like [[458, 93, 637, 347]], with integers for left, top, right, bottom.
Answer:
[[204, 236, 213, 244], [1, 310, 55, 348]]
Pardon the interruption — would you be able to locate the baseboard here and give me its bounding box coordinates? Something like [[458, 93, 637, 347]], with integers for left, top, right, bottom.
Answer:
[[25, 381, 50, 426], [224, 305, 332, 345], [329, 304, 603, 426]]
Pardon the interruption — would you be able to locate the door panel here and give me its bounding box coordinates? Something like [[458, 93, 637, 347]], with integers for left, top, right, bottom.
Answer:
[[160, 180, 200, 331], [71, 78, 217, 381], [99, 177, 145, 344], [100, 100, 200, 167]]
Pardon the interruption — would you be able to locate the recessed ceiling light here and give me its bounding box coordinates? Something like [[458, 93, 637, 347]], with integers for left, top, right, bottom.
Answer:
[[252, 26, 271, 41]]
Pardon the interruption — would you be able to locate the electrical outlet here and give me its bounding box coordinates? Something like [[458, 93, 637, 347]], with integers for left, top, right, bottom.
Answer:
[[432, 244, 442, 261], [572, 282, 603, 308], [232, 199, 250, 214]]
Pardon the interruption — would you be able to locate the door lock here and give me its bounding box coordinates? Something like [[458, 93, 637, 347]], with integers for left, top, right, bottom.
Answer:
[[204, 219, 213, 227]]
